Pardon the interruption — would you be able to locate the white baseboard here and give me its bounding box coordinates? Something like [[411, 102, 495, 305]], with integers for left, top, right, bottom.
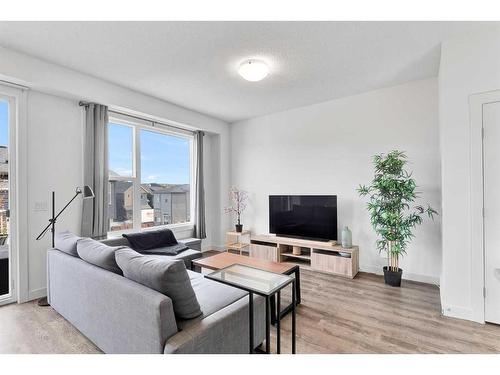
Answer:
[[360, 265, 440, 285], [28, 287, 46, 301], [441, 304, 475, 322]]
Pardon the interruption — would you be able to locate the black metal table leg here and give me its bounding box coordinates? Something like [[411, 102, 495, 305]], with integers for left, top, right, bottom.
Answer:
[[249, 292, 254, 354], [271, 266, 301, 325], [292, 280, 296, 354], [265, 297, 270, 354], [277, 290, 281, 354], [270, 295, 277, 325], [190, 262, 202, 273], [272, 266, 301, 325], [295, 267, 301, 304]]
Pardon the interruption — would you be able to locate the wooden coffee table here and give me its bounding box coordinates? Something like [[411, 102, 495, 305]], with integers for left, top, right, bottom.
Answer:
[[191, 252, 301, 324]]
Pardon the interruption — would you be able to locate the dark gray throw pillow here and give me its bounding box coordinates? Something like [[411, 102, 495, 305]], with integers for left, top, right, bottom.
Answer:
[[54, 231, 81, 257], [115, 247, 202, 319], [76, 238, 124, 274]]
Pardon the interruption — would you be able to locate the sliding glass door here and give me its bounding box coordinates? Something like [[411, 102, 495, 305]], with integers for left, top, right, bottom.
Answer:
[[0, 97, 11, 303]]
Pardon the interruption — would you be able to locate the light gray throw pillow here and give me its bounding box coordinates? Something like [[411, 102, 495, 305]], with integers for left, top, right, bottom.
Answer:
[[115, 247, 202, 319], [76, 238, 124, 274], [54, 231, 81, 257]]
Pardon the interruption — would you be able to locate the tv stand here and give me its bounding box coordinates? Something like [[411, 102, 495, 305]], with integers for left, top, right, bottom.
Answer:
[[250, 234, 359, 278]]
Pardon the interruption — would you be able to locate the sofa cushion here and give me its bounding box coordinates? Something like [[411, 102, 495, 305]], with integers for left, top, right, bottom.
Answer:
[[176, 271, 248, 330], [100, 237, 129, 247], [136, 243, 189, 256], [55, 231, 81, 257], [101, 239, 200, 268], [146, 248, 202, 268], [123, 229, 184, 251], [115, 248, 202, 319], [76, 238, 124, 274], [103, 236, 191, 257]]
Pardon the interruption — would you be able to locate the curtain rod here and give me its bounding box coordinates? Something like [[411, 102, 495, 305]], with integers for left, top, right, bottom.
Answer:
[[108, 109, 196, 135], [79, 102, 198, 135], [0, 79, 30, 90]]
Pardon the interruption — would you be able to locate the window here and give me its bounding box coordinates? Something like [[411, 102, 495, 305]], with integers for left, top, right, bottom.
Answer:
[[107, 114, 193, 233]]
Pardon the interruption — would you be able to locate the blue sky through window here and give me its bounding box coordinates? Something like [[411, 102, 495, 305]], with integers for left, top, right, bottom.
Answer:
[[140, 129, 190, 184], [108, 123, 133, 177], [0, 100, 9, 147], [108, 122, 190, 184]]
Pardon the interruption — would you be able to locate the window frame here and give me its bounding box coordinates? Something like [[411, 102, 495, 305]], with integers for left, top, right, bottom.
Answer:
[[107, 113, 195, 236]]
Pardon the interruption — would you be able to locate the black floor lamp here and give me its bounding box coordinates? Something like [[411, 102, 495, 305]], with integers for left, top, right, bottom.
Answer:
[[36, 185, 95, 306]]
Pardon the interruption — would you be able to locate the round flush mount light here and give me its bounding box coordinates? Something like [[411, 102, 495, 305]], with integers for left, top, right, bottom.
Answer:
[[238, 59, 270, 82]]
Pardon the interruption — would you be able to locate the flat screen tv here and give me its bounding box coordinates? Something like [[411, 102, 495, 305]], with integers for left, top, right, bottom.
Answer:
[[269, 195, 337, 242]]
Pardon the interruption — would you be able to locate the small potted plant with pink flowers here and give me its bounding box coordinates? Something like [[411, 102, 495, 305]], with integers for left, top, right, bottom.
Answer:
[[225, 187, 248, 232]]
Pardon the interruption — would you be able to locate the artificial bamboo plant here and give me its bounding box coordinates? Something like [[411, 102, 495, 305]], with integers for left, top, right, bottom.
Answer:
[[358, 150, 437, 272]]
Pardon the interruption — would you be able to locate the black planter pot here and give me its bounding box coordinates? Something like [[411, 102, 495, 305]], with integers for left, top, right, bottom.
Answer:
[[235, 224, 243, 233], [383, 266, 403, 287]]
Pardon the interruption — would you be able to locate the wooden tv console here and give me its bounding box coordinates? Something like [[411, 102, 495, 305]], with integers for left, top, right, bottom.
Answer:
[[250, 234, 359, 278]]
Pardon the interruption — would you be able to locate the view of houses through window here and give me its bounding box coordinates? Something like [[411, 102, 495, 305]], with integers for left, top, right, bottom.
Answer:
[[0, 99, 10, 298], [0, 101, 8, 239], [108, 119, 192, 232]]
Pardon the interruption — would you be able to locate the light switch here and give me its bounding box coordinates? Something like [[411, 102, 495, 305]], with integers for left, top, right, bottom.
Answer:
[[34, 201, 48, 212]]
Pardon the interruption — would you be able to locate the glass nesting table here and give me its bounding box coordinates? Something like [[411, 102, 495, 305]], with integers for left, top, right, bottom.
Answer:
[[205, 264, 296, 354]]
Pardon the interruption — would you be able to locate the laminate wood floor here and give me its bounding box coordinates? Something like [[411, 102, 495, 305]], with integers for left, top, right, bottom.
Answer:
[[271, 269, 500, 353], [0, 299, 101, 354], [1, 251, 499, 354]]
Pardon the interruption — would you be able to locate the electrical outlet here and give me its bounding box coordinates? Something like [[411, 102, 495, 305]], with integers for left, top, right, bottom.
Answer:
[[34, 201, 48, 212]]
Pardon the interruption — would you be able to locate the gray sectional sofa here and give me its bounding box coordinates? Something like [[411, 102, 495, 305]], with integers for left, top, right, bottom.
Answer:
[[47, 236, 265, 354]]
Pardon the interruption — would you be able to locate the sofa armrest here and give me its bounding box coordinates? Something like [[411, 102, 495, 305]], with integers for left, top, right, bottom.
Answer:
[[48, 249, 178, 353], [164, 294, 266, 354], [178, 237, 202, 251]]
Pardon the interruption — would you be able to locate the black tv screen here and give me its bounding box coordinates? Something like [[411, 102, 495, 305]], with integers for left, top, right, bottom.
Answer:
[[269, 195, 337, 241]]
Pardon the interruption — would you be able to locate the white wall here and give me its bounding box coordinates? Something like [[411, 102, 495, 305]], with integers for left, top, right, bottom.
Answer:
[[439, 30, 500, 322], [230, 78, 442, 284], [0, 46, 230, 301], [27, 91, 83, 298]]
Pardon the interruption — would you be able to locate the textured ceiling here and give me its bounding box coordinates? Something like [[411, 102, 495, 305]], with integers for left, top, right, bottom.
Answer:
[[0, 21, 498, 122]]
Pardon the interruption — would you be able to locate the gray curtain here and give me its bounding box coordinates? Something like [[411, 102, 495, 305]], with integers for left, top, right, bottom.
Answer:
[[194, 130, 206, 239], [81, 104, 109, 238]]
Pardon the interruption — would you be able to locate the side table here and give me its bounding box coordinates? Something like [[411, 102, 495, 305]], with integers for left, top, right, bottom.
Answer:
[[206, 264, 296, 354]]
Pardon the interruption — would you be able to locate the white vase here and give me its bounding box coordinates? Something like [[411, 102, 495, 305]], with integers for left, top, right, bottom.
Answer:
[[341, 226, 352, 248]]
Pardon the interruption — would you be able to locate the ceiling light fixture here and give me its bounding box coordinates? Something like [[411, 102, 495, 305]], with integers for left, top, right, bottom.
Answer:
[[238, 59, 269, 82]]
